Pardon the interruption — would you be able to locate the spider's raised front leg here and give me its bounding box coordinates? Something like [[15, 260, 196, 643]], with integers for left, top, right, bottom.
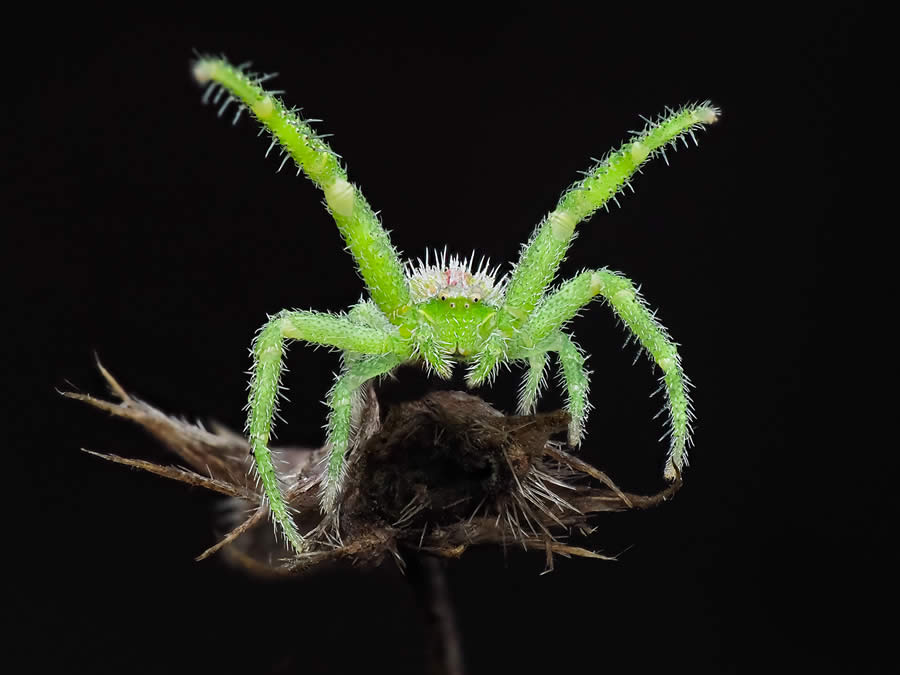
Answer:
[[468, 102, 718, 386], [193, 57, 411, 319], [500, 102, 720, 326], [516, 269, 694, 480], [248, 309, 407, 553]]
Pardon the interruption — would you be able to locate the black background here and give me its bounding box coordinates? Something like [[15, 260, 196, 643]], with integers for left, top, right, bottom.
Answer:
[[6, 8, 856, 674]]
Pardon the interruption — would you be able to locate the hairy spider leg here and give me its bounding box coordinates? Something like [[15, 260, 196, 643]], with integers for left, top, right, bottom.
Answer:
[[321, 353, 404, 511], [248, 309, 406, 552], [467, 103, 718, 399], [517, 269, 694, 479], [347, 299, 398, 333], [509, 331, 590, 446], [193, 57, 411, 318], [551, 332, 591, 446], [408, 316, 455, 379], [517, 350, 549, 416], [497, 102, 721, 346], [467, 101, 718, 388]]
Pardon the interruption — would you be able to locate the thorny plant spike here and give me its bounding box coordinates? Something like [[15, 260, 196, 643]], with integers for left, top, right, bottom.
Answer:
[[191, 55, 719, 554]]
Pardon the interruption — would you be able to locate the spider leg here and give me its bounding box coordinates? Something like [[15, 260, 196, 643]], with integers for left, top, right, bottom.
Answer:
[[465, 332, 508, 386], [552, 333, 591, 446], [247, 309, 408, 553], [320, 353, 403, 512], [500, 102, 719, 330], [193, 57, 411, 319], [411, 324, 454, 379], [516, 335, 589, 446], [348, 298, 397, 332], [515, 269, 694, 479], [517, 351, 549, 416]]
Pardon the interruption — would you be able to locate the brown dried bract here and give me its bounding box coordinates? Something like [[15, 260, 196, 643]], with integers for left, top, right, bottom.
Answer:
[[65, 360, 681, 576]]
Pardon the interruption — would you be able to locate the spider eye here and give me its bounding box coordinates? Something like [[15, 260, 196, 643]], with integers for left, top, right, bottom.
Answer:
[[440, 294, 447, 301], [464, 302, 470, 309], [449, 302, 456, 308], [472, 295, 481, 303]]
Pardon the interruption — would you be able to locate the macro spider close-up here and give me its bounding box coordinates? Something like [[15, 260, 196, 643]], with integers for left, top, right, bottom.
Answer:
[[190, 55, 719, 554], [10, 9, 848, 671]]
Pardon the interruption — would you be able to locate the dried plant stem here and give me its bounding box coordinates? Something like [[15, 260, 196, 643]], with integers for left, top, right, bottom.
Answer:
[[407, 554, 465, 675]]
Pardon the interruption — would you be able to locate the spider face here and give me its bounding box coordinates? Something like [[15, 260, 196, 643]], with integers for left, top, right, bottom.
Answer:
[[416, 294, 498, 358]]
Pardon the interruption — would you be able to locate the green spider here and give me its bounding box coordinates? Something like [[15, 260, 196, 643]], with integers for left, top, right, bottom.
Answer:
[[192, 55, 718, 554]]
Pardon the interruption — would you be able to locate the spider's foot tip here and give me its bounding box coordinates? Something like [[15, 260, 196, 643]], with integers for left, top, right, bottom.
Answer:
[[286, 534, 309, 555], [696, 106, 720, 124], [192, 60, 217, 84], [567, 427, 584, 448]]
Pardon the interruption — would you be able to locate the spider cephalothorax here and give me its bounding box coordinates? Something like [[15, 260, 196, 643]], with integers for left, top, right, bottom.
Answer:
[[404, 250, 506, 360], [192, 55, 718, 553]]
